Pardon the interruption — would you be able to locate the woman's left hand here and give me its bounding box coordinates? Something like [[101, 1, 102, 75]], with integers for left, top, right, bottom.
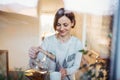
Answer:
[[60, 68, 67, 79]]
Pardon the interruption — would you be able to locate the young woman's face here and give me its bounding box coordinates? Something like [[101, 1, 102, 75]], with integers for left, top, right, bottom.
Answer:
[[56, 16, 74, 37]]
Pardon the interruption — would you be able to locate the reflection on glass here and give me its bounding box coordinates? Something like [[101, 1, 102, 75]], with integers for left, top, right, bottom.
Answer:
[[25, 56, 49, 80]]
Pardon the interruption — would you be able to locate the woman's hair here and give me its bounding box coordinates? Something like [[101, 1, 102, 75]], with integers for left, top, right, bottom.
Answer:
[[53, 8, 76, 30]]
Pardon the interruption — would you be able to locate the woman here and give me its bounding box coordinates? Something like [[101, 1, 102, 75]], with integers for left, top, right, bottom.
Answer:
[[29, 8, 83, 80]]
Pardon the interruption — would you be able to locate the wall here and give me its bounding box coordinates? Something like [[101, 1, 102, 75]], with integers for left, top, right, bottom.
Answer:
[[0, 11, 39, 70], [71, 12, 83, 40]]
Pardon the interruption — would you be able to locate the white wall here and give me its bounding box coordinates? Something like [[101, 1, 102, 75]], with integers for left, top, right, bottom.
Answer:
[[0, 11, 39, 70]]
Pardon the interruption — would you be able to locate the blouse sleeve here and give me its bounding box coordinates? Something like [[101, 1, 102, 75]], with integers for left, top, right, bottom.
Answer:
[[37, 37, 56, 71], [66, 40, 83, 75], [37, 38, 49, 59]]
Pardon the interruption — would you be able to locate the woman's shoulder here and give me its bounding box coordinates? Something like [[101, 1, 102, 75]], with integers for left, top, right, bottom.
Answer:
[[71, 36, 83, 49], [44, 34, 56, 41], [71, 35, 82, 42], [46, 34, 55, 38]]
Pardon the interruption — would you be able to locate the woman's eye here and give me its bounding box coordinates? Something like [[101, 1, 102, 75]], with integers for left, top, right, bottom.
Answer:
[[56, 23, 61, 26], [63, 23, 68, 27]]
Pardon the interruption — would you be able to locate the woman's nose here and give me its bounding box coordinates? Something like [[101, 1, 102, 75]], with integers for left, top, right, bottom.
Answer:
[[60, 26, 64, 30]]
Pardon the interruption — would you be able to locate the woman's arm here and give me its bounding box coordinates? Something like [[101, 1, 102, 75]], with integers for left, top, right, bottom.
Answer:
[[66, 52, 82, 75], [66, 39, 83, 75]]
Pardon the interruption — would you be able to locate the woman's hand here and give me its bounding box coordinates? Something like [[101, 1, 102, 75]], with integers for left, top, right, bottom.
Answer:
[[29, 46, 55, 60], [60, 68, 67, 79], [28, 46, 40, 59]]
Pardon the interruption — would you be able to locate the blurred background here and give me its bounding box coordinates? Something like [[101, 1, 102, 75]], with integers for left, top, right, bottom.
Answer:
[[0, 0, 119, 80]]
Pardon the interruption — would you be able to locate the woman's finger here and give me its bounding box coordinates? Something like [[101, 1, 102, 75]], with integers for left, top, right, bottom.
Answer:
[[28, 47, 39, 58]]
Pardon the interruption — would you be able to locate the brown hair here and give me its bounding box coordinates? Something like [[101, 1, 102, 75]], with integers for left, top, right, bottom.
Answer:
[[53, 8, 76, 30]]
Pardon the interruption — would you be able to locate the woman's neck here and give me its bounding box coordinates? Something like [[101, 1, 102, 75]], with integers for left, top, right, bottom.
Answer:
[[56, 34, 71, 43]]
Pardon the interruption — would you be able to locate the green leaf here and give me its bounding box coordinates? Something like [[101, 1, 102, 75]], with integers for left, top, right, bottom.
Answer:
[[0, 74, 5, 80], [79, 49, 88, 55]]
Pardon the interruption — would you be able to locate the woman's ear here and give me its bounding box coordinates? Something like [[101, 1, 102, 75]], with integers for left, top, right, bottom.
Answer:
[[71, 21, 75, 28]]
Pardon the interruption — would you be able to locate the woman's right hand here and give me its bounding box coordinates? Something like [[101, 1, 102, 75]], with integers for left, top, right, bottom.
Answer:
[[28, 46, 40, 59]]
